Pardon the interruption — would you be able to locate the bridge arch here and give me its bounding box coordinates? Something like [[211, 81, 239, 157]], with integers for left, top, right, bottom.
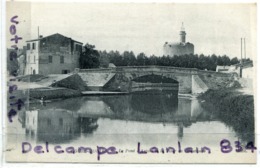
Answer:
[[102, 67, 195, 94], [125, 71, 192, 94], [130, 73, 180, 92]]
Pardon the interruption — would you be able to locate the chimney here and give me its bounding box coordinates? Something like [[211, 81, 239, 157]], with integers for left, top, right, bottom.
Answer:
[[244, 38, 246, 60], [38, 26, 39, 38], [240, 38, 243, 64]]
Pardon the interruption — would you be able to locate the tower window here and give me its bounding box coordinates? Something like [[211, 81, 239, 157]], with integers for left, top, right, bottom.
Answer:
[[49, 56, 52, 63], [60, 56, 64, 64]]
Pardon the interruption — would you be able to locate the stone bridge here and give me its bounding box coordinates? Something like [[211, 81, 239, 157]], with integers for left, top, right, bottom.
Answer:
[[78, 66, 235, 94]]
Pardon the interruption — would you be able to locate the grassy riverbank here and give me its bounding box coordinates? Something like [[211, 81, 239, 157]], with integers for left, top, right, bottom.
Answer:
[[199, 89, 255, 142], [29, 88, 82, 100]]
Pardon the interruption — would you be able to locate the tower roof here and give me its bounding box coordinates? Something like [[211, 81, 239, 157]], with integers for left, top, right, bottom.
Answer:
[[181, 22, 185, 31]]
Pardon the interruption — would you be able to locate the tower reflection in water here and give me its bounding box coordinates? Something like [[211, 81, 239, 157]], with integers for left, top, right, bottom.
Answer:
[[21, 90, 212, 144]]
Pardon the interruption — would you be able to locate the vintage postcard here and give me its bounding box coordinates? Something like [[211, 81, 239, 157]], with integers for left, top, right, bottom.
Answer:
[[3, 0, 257, 164]]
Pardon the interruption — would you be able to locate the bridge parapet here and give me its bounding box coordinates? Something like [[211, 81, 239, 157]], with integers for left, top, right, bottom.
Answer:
[[79, 66, 234, 77], [79, 66, 199, 74], [116, 66, 198, 75], [79, 68, 116, 73], [116, 65, 198, 70], [197, 69, 235, 77]]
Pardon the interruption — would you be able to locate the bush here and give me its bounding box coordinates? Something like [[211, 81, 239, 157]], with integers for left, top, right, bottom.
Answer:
[[199, 89, 255, 142]]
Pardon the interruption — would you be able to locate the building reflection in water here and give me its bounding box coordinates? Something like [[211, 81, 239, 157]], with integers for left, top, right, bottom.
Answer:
[[21, 90, 214, 143], [24, 109, 98, 143]]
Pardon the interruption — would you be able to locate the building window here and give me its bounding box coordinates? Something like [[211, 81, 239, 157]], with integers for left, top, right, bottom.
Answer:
[[75, 44, 82, 53], [32, 43, 36, 50], [27, 43, 30, 50], [49, 56, 52, 63], [60, 56, 64, 64]]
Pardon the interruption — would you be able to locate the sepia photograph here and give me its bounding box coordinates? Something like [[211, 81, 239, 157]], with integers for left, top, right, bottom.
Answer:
[[3, 0, 257, 164]]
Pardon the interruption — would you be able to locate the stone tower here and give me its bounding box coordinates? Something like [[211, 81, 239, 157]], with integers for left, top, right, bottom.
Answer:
[[180, 22, 186, 44], [163, 23, 194, 56]]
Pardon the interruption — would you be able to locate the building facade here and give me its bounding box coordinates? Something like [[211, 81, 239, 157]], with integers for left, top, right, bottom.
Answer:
[[25, 33, 83, 75], [163, 24, 194, 56], [241, 61, 254, 79]]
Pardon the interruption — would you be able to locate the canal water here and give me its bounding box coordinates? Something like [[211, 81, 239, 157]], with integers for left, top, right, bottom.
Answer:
[[7, 89, 254, 157]]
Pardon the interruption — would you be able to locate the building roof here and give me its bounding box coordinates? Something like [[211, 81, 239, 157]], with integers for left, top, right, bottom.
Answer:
[[26, 33, 83, 44], [216, 65, 232, 69], [232, 60, 253, 68]]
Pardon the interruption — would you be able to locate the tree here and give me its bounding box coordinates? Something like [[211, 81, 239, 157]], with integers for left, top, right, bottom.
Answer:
[[96, 49, 237, 71], [198, 54, 207, 70], [79, 43, 100, 69], [217, 56, 224, 66], [161, 55, 171, 66], [149, 55, 158, 65], [99, 50, 110, 68], [209, 54, 218, 70], [109, 50, 123, 66], [136, 53, 147, 66], [230, 57, 239, 65], [123, 51, 136, 66], [221, 55, 231, 66]]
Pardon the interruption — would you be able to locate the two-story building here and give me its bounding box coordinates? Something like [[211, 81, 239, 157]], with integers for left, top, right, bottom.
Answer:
[[25, 33, 83, 75]]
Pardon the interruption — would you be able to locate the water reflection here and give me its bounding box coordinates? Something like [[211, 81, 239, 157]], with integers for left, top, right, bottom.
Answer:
[[24, 109, 99, 143], [18, 90, 253, 144]]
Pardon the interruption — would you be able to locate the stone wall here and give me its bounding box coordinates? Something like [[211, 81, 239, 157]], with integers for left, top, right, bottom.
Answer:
[[238, 78, 253, 90], [192, 75, 208, 94], [163, 42, 194, 56], [198, 73, 234, 90], [29, 88, 81, 100], [51, 74, 88, 91], [103, 73, 132, 92]]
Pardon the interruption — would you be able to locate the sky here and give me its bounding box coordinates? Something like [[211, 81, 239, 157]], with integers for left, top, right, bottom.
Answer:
[[6, 2, 256, 59]]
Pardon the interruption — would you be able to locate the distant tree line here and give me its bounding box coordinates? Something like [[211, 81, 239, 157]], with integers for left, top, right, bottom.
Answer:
[[79, 44, 250, 71], [99, 50, 250, 71]]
